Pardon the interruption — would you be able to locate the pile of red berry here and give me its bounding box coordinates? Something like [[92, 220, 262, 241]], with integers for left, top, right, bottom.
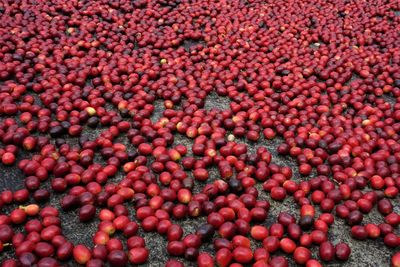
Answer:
[[0, 0, 399, 266]]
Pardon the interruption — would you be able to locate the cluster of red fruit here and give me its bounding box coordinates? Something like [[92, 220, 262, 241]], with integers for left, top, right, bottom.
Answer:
[[0, 0, 399, 266]]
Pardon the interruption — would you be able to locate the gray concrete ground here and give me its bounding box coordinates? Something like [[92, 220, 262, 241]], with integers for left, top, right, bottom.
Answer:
[[0, 93, 398, 266]]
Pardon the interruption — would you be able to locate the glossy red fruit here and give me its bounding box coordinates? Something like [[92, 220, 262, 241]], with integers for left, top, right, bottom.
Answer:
[[79, 204, 96, 222], [232, 236, 251, 248], [128, 248, 149, 264], [392, 251, 400, 267], [319, 241, 334, 261], [37, 257, 60, 267], [107, 250, 128, 266], [280, 238, 296, 254], [183, 234, 201, 249], [167, 241, 185, 256], [93, 231, 109, 245], [269, 256, 288, 267], [0, 0, 398, 266], [193, 168, 209, 182], [253, 248, 269, 262], [294, 247, 311, 264], [167, 224, 183, 241], [232, 246, 253, 263], [306, 259, 322, 267], [1, 259, 18, 267], [57, 242, 73, 261], [34, 242, 54, 257], [92, 245, 107, 261], [165, 259, 185, 267], [185, 247, 199, 262], [216, 248, 232, 267], [269, 224, 284, 238], [384, 233, 400, 248], [197, 252, 214, 267], [335, 243, 351, 261], [2, 152, 16, 165], [10, 209, 26, 224], [0, 225, 14, 243], [86, 259, 104, 267], [365, 224, 380, 239], [311, 230, 327, 244], [263, 236, 280, 253], [351, 226, 368, 240], [219, 222, 237, 239], [73, 245, 91, 265], [250, 225, 268, 240], [270, 187, 286, 201]]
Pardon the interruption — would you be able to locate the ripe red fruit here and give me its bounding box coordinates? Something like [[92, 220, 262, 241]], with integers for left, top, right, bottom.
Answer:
[[280, 238, 296, 254], [250, 225, 268, 240], [263, 236, 280, 252], [0, 225, 14, 243], [167, 224, 183, 242], [311, 230, 327, 244], [299, 164, 312, 176], [253, 259, 269, 267], [269, 224, 284, 238], [138, 143, 152, 155], [185, 247, 199, 261], [378, 199, 393, 215], [219, 222, 237, 239], [208, 212, 225, 228], [93, 231, 110, 245], [167, 241, 186, 256], [183, 234, 201, 249], [165, 259, 185, 267], [392, 252, 400, 267], [128, 248, 149, 264], [34, 242, 54, 257], [263, 128, 276, 139], [335, 243, 351, 261], [2, 152, 16, 165], [79, 204, 96, 222], [232, 246, 253, 263], [113, 216, 130, 231], [193, 168, 209, 181], [10, 209, 26, 224], [197, 252, 214, 267], [287, 223, 302, 240], [294, 247, 311, 264], [365, 224, 380, 239], [300, 205, 315, 217], [127, 236, 145, 250], [269, 256, 288, 267], [254, 248, 269, 261], [384, 233, 400, 248], [57, 242, 74, 260], [0, 0, 398, 265], [251, 207, 267, 222], [271, 187, 287, 201], [108, 250, 128, 266], [306, 259, 322, 267], [177, 189, 192, 204], [106, 238, 123, 251], [73, 244, 91, 265], [385, 213, 400, 226], [300, 234, 313, 247], [216, 248, 232, 267], [351, 226, 368, 240], [319, 241, 334, 261]]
